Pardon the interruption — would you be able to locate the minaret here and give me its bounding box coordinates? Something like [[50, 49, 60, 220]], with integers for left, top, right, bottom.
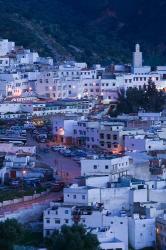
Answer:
[[133, 43, 142, 68]]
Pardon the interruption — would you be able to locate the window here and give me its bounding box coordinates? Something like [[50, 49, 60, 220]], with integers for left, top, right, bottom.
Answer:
[[113, 135, 117, 140], [64, 219, 69, 224], [82, 195, 86, 200], [94, 165, 97, 169], [105, 165, 109, 169], [46, 219, 50, 224], [55, 219, 60, 224], [74, 130, 77, 135], [65, 210, 69, 214], [107, 134, 111, 140], [120, 222, 123, 224], [73, 195, 76, 199], [100, 133, 104, 139]]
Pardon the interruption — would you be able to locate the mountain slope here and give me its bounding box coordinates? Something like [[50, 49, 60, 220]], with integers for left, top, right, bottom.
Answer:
[[0, 0, 166, 64]]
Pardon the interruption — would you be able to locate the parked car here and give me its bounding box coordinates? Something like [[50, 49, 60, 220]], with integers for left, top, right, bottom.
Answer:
[[52, 146, 66, 152]]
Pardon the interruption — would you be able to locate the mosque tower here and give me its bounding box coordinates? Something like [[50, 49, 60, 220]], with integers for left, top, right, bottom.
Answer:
[[133, 44, 142, 68]]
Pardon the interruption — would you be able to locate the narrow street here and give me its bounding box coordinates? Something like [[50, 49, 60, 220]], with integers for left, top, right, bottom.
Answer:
[[27, 131, 81, 184]]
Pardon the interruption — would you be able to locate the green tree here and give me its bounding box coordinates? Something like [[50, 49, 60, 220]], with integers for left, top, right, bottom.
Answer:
[[0, 219, 24, 250], [143, 80, 165, 112], [114, 81, 165, 116], [45, 225, 99, 250]]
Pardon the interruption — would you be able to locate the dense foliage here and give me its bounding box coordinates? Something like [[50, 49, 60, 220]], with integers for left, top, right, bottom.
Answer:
[[0, 219, 44, 250], [114, 81, 165, 115], [0, 0, 166, 64], [0, 220, 99, 250], [45, 224, 99, 250], [0, 219, 24, 250]]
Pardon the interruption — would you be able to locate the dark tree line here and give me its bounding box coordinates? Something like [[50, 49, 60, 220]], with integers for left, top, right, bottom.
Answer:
[[113, 80, 165, 115], [0, 219, 99, 250], [45, 224, 99, 250]]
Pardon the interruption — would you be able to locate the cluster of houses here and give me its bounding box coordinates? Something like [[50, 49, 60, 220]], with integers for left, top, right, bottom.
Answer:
[[0, 38, 166, 249], [0, 39, 165, 106], [0, 139, 52, 186], [43, 110, 166, 250]]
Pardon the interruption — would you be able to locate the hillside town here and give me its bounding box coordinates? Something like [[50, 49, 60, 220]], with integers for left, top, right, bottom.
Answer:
[[0, 39, 166, 250]]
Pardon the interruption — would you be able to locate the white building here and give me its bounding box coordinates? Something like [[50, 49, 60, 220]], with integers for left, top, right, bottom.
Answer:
[[52, 116, 78, 145], [0, 102, 32, 114], [128, 214, 155, 250], [81, 156, 130, 180], [33, 100, 93, 117], [63, 184, 131, 212], [0, 39, 15, 56], [43, 203, 128, 250], [16, 50, 39, 65], [125, 135, 166, 152]]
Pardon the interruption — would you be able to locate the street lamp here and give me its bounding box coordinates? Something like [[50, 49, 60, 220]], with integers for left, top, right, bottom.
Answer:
[[21, 169, 27, 192]]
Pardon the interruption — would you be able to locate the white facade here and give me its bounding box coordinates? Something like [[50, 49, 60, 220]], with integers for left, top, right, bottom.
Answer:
[[128, 215, 155, 250], [0, 102, 32, 114], [63, 185, 131, 211], [81, 156, 130, 177], [44, 203, 128, 250], [0, 39, 15, 56], [17, 51, 39, 65], [129, 188, 148, 204], [33, 100, 92, 117]]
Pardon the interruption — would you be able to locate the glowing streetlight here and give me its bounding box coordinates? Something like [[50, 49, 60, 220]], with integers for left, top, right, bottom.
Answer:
[[22, 170, 27, 175], [77, 94, 81, 99], [21, 169, 27, 192]]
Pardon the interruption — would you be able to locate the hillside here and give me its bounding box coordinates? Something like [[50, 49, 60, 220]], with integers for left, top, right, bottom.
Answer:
[[0, 0, 166, 65]]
